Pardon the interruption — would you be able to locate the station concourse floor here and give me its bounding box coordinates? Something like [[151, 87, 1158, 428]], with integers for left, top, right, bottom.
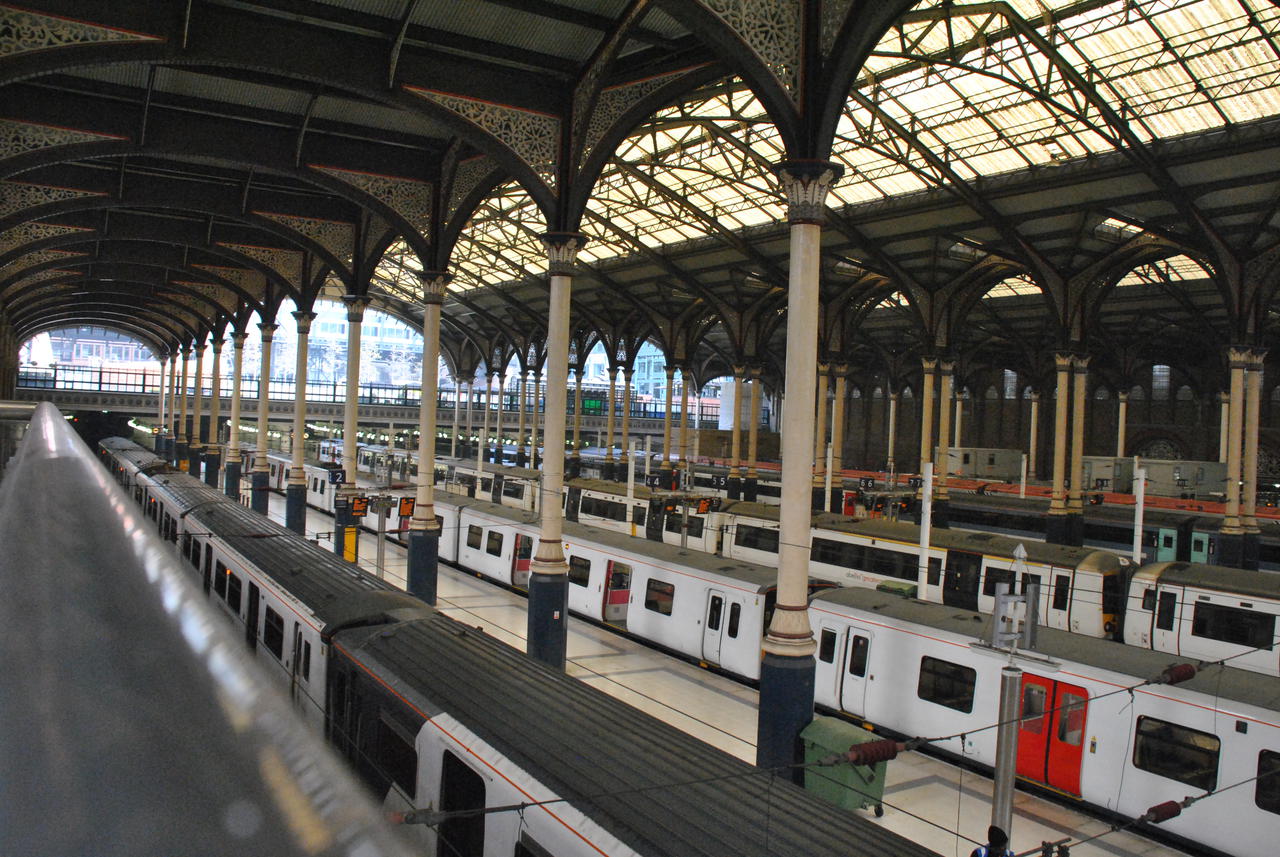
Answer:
[[264, 491, 1194, 857]]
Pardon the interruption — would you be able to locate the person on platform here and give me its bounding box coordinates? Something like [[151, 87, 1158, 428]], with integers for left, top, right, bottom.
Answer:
[[971, 825, 1015, 857]]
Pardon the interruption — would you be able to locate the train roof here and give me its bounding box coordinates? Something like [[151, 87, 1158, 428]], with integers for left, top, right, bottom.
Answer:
[[437, 456, 542, 481], [336, 609, 941, 857], [1146, 561, 1280, 600], [150, 470, 405, 627], [811, 587, 1280, 713], [818, 517, 1118, 568], [569, 477, 654, 499], [454, 494, 793, 591], [100, 437, 169, 473]]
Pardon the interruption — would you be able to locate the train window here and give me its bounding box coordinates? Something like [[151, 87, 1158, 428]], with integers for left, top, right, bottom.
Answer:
[[1057, 692, 1086, 746], [735, 525, 780, 553], [708, 596, 724, 631], [917, 656, 976, 713], [568, 556, 591, 587], [263, 608, 284, 660], [983, 567, 1015, 597], [663, 514, 704, 538], [466, 525, 483, 550], [502, 482, 525, 500], [644, 580, 675, 616], [848, 635, 869, 677], [1163, 534, 1174, 549], [1257, 751, 1280, 814], [1157, 591, 1177, 631], [1133, 716, 1219, 791], [369, 714, 418, 801], [1052, 575, 1070, 611], [182, 533, 192, 560], [226, 574, 242, 614], [818, 629, 837, 663], [485, 531, 504, 556], [1142, 589, 1156, 611], [440, 751, 486, 857], [1192, 602, 1276, 648], [214, 561, 228, 598], [1101, 574, 1125, 617], [632, 505, 646, 527], [1020, 684, 1047, 734], [928, 558, 941, 587], [727, 603, 742, 639]]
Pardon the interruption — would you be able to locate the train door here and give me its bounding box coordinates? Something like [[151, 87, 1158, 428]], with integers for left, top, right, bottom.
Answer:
[[1152, 587, 1181, 653], [289, 623, 311, 715], [565, 486, 581, 522], [1016, 674, 1089, 795], [703, 590, 726, 664], [839, 627, 873, 718], [245, 583, 260, 650], [490, 474, 504, 504], [645, 498, 665, 541], [604, 560, 631, 623], [943, 550, 982, 611], [511, 534, 532, 586], [1155, 527, 1178, 562], [1189, 531, 1211, 563], [202, 543, 214, 594]]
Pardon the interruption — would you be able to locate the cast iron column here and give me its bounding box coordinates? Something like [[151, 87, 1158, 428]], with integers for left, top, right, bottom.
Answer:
[[408, 273, 447, 602], [250, 323, 277, 516], [224, 332, 246, 498], [188, 339, 205, 477], [661, 366, 675, 488], [727, 367, 745, 500], [620, 367, 633, 481], [335, 296, 369, 560], [1046, 353, 1072, 544], [812, 362, 829, 510], [1066, 355, 1089, 544], [744, 366, 762, 501], [1242, 349, 1265, 568], [177, 345, 191, 468], [286, 311, 315, 535], [604, 365, 618, 479], [204, 337, 223, 486], [1116, 391, 1128, 458], [830, 366, 847, 513]]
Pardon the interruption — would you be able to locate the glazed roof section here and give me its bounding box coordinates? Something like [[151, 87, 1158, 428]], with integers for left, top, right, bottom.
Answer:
[[374, 0, 1280, 297]]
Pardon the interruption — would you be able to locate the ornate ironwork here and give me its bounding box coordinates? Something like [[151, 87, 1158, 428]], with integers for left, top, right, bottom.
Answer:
[[447, 155, 496, 220], [820, 0, 855, 58], [0, 181, 103, 221], [217, 243, 303, 288], [311, 166, 433, 240], [0, 119, 125, 160], [0, 221, 88, 258], [418, 271, 449, 305], [192, 264, 268, 302], [0, 247, 84, 284], [581, 69, 692, 168], [541, 232, 587, 276], [0, 6, 161, 59], [701, 0, 800, 95], [257, 211, 354, 262], [406, 87, 559, 187], [170, 280, 239, 315], [773, 161, 843, 224]]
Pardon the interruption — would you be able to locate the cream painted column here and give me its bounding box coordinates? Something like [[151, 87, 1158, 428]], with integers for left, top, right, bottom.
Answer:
[[527, 232, 586, 669], [1068, 355, 1090, 513], [745, 366, 762, 500], [570, 368, 583, 469], [830, 367, 848, 511], [918, 357, 937, 478], [605, 365, 618, 471], [1219, 391, 1230, 463], [177, 345, 191, 458], [517, 370, 529, 465], [1028, 392, 1040, 480], [953, 392, 964, 447], [1243, 349, 1265, 533], [204, 337, 223, 486], [678, 369, 691, 483], [812, 363, 829, 504], [496, 370, 507, 463], [333, 297, 369, 558], [408, 273, 447, 602], [757, 160, 841, 774], [935, 361, 953, 501], [249, 322, 277, 516], [285, 311, 315, 534], [620, 367, 633, 477], [886, 389, 899, 474], [1116, 391, 1129, 458], [463, 378, 474, 458], [190, 339, 205, 472], [529, 371, 541, 469], [1224, 348, 1248, 534], [662, 366, 675, 478], [166, 354, 179, 451], [478, 371, 493, 468], [1049, 354, 1073, 515], [156, 354, 168, 449], [450, 374, 461, 457], [224, 332, 246, 497], [728, 367, 745, 499]]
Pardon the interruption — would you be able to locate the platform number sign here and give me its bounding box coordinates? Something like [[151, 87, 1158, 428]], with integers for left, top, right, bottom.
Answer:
[[329, 469, 345, 485], [859, 477, 875, 489]]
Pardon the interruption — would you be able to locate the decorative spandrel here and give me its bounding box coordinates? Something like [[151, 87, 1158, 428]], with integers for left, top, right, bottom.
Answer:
[[0, 6, 162, 59], [0, 119, 125, 161], [580, 69, 696, 169], [0, 181, 104, 221], [701, 0, 800, 97], [1, 273, 75, 302], [819, 0, 855, 59], [0, 221, 90, 258], [170, 281, 240, 316], [192, 264, 269, 304], [405, 87, 559, 188], [0, 248, 86, 284], [447, 156, 497, 221], [310, 165, 433, 241], [257, 212, 355, 264], [217, 243, 303, 289]]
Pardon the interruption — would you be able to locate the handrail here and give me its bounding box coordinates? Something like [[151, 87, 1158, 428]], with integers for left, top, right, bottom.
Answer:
[[0, 402, 416, 857]]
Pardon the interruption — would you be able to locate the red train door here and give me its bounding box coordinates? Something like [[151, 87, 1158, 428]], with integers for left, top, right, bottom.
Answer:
[[511, 534, 532, 586], [1016, 673, 1089, 796]]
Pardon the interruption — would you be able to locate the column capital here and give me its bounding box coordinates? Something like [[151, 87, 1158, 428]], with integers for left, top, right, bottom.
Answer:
[[1249, 347, 1269, 366], [181, 345, 193, 358], [209, 336, 224, 353], [607, 365, 619, 380], [291, 310, 317, 334], [342, 294, 372, 323], [231, 331, 248, 347], [1073, 354, 1091, 371], [938, 360, 954, 376], [257, 321, 279, 339], [1117, 390, 1128, 402], [1054, 352, 1074, 370], [540, 231, 589, 275], [920, 355, 938, 372], [772, 160, 843, 224], [416, 270, 451, 304]]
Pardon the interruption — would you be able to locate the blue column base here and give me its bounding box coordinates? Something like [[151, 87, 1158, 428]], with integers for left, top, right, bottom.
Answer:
[[1045, 513, 1071, 545], [659, 467, 676, 491], [527, 572, 568, 669], [727, 476, 741, 500], [174, 441, 188, 468], [1218, 531, 1245, 568], [188, 448, 203, 479], [250, 469, 269, 515], [285, 483, 306, 535], [811, 485, 826, 511], [407, 528, 440, 604], [1242, 531, 1260, 570], [743, 476, 758, 502], [202, 451, 220, 488], [756, 650, 816, 784], [224, 460, 240, 499]]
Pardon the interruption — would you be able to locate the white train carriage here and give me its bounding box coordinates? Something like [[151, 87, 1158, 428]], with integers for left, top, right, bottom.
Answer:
[[1124, 561, 1280, 675], [809, 586, 1280, 857]]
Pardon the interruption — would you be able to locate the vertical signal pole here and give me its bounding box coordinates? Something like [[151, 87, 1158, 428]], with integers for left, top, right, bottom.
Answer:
[[992, 663, 1021, 840]]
